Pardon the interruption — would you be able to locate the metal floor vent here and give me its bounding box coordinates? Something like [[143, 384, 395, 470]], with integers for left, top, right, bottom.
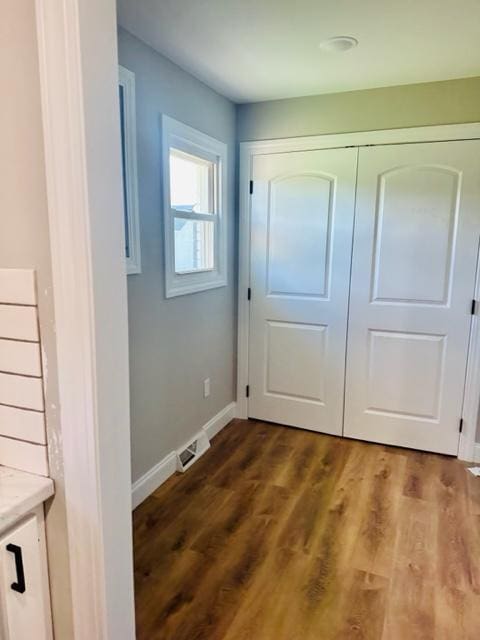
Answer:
[[176, 431, 210, 472]]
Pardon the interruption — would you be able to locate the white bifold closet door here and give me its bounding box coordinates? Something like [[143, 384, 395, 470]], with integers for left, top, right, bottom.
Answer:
[[248, 148, 358, 435], [344, 140, 480, 455]]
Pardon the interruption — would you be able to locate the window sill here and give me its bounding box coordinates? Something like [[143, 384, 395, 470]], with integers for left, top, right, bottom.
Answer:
[[165, 275, 227, 298]]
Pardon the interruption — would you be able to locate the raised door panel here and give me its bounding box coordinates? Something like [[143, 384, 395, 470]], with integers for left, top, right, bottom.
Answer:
[[268, 174, 333, 298], [366, 330, 445, 421], [372, 166, 459, 305], [266, 321, 327, 403]]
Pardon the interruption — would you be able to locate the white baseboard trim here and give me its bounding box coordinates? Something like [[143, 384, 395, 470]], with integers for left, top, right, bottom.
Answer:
[[473, 443, 480, 463], [131, 451, 177, 510], [131, 401, 236, 510], [202, 402, 237, 440]]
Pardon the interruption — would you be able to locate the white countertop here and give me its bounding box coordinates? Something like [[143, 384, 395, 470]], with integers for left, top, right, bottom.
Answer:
[[0, 466, 54, 534]]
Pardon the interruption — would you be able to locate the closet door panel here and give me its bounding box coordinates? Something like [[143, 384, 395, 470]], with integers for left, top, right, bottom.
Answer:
[[248, 147, 358, 434], [344, 140, 480, 454]]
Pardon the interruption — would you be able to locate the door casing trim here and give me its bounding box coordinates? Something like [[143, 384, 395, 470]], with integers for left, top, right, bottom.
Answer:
[[237, 123, 480, 461], [34, 0, 135, 637]]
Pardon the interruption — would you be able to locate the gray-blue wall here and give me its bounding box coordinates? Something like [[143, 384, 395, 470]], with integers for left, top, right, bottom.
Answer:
[[118, 28, 237, 482]]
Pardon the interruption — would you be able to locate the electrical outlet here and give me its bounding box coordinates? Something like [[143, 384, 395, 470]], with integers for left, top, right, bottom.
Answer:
[[203, 378, 210, 398]]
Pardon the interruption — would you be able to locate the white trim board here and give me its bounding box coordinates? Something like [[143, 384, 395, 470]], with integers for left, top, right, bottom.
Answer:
[[131, 402, 236, 510], [131, 452, 177, 511], [35, 1, 135, 638], [0, 269, 37, 306], [0, 404, 46, 445], [237, 123, 480, 463], [119, 65, 142, 276], [241, 123, 480, 154], [0, 435, 49, 476], [473, 443, 480, 464], [0, 305, 39, 342], [203, 402, 237, 440]]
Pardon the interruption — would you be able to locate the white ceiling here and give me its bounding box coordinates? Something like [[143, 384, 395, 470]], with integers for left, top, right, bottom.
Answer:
[[117, 0, 480, 103]]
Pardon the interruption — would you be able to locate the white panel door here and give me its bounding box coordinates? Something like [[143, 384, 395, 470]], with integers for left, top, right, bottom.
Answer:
[[344, 140, 480, 454], [248, 148, 358, 434]]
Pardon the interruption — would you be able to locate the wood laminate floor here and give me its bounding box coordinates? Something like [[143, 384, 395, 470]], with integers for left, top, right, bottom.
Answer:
[[134, 419, 480, 639]]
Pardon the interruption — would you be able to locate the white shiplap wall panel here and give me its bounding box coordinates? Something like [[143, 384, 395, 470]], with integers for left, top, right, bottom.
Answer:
[[0, 269, 49, 476], [0, 339, 42, 377], [0, 405, 46, 444], [0, 269, 36, 305], [0, 436, 49, 476], [0, 372, 44, 411], [0, 305, 39, 341]]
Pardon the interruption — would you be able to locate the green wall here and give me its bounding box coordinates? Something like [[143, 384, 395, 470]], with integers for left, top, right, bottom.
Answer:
[[237, 77, 480, 141]]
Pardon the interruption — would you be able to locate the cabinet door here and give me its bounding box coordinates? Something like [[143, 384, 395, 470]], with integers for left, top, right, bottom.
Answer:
[[0, 514, 52, 640]]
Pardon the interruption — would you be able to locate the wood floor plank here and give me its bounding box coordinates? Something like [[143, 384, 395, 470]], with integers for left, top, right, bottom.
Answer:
[[434, 457, 480, 640], [402, 450, 437, 502], [134, 419, 480, 639], [382, 497, 435, 640], [336, 570, 389, 640], [351, 449, 407, 577]]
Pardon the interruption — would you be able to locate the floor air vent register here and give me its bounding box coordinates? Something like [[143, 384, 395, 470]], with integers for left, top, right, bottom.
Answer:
[[176, 430, 210, 472]]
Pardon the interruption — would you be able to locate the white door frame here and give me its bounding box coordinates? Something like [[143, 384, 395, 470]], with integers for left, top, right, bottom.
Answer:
[[35, 1, 135, 639], [237, 123, 480, 461]]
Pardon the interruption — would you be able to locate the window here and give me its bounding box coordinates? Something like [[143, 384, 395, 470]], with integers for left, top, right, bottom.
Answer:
[[119, 66, 141, 275], [162, 116, 227, 297]]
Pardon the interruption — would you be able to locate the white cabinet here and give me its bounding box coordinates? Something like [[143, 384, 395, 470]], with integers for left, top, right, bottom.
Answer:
[[0, 506, 52, 640]]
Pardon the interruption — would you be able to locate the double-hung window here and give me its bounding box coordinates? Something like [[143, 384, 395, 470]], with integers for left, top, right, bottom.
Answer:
[[162, 116, 227, 297]]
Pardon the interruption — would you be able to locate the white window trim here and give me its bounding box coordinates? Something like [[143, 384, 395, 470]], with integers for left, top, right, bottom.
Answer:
[[162, 115, 228, 297], [119, 65, 142, 275]]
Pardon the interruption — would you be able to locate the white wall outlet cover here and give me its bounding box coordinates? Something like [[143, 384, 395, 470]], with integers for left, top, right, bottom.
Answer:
[[203, 378, 210, 398]]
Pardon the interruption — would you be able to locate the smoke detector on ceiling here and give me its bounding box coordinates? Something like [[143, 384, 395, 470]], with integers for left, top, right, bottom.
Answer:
[[319, 36, 359, 53]]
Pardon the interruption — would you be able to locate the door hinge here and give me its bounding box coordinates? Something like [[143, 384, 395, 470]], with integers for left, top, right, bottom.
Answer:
[[249, 180, 254, 195], [247, 287, 251, 301], [246, 385, 250, 398], [459, 418, 464, 433], [471, 299, 477, 315]]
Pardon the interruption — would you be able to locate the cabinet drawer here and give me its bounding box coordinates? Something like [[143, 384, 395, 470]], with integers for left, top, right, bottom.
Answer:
[[0, 512, 52, 640]]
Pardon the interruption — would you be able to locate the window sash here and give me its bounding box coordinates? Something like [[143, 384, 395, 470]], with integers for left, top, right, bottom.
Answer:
[[172, 212, 218, 275], [169, 147, 219, 216]]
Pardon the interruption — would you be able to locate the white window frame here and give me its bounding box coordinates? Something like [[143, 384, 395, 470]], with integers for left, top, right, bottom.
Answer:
[[162, 115, 227, 297], [119, 65, 142, 275]]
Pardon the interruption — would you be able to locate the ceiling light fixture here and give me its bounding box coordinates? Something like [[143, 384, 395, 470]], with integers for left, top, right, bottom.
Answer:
[[319, 36, 359, 53]]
